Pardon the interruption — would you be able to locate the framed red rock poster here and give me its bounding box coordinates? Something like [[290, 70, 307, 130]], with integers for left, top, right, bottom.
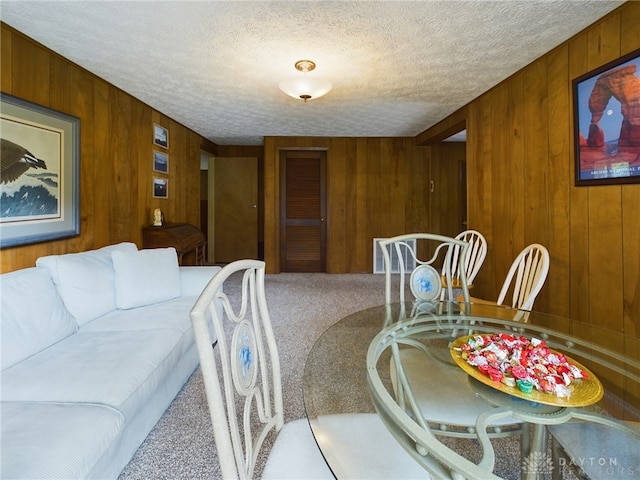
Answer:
[[573, 48, 640, 186]]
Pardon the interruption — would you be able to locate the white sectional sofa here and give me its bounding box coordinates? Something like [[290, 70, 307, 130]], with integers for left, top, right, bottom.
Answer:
[[1, 242, 221, 479]]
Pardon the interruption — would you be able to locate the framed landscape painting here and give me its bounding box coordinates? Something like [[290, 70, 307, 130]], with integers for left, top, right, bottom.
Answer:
[[153, 150, 169, 173], [0, 93, 80, 247], [573, 48, 640, 186], [153, 124, 168, 149], [153, 177, 168, 198]]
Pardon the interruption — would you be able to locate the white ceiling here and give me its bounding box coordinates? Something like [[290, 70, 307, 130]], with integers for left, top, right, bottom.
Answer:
[[0, 1, 624, 146]]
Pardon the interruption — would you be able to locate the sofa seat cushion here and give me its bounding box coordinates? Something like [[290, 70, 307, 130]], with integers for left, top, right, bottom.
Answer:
[[1, 401, 124, 480], [1, 267, 77, 371], [1, 328, 187, 420], [82, 296, 198, 335], [36, 242, 138, 326]]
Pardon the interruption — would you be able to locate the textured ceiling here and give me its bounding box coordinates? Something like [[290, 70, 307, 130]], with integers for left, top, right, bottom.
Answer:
[[0, 1, 624, 146]]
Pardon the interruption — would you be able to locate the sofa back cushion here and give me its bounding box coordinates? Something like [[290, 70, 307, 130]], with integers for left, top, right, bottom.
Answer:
[[36, 242, 138, 326], [111, 247, 181, 309], [1, 267, 78, 370]]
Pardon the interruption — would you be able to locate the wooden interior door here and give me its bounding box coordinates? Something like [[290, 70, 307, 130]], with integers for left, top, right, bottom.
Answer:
[[280, 150, 326, 272], [211, 157, 258, 263], [429, 142, 466, 237]]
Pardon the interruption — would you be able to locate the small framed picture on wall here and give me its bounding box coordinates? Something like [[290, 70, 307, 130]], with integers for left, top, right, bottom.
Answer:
[[153, 177, 168, 198], [153, 124, 168, 149], [153, 150, 169, 173]]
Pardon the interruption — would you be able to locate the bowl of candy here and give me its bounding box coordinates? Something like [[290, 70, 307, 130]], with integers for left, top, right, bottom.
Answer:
[[450, 333, 604, 407]]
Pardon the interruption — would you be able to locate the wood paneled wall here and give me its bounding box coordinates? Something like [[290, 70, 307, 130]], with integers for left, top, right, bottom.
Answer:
[[0, 24, 214, 273], [264, 137, 435, 273], [420, 2, 640, 337]]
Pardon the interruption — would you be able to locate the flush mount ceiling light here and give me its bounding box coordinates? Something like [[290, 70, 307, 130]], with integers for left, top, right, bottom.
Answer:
[[278, 60, 333, 102]]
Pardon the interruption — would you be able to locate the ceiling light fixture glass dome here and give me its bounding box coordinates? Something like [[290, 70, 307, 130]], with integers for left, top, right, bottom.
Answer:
[[279, 60, 332, 102]]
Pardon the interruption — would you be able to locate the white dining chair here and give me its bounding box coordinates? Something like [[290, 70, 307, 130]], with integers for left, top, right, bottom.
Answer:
[[190, 259, 430, 480], [379, 233, 471, 306], [466, 244, 549, 323], [440, 229, 487, 301], [496, 243, 549, 312], [378, 236, 527, 459], [464, 243, 549, 324], [549, 421, 640, 479], [190, 259, 331, 479], [387, 309, 527, 457], [369, 323, 504, 479]]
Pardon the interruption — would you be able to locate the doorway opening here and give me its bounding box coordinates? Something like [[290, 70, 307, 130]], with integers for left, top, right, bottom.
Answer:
[[442, 129, 467, 233]]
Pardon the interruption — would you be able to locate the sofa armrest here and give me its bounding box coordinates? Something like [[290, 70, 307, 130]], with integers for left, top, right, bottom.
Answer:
[[179, 266, 222, 297]]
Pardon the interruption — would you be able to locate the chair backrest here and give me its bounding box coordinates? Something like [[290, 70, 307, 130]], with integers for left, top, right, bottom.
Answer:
[[438, 229, 487, 301], [452, 229, 487, 285], [496, 243, 549, 318], [367, 320, 502, 479], [379, 233, 470, 305], [190, 259, 282, 480]]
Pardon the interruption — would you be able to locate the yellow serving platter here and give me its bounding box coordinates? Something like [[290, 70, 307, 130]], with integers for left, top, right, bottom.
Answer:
[[450, 335, 604, 407]]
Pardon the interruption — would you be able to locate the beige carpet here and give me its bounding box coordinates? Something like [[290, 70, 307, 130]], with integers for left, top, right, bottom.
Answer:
[[117, 273, 552, 480]]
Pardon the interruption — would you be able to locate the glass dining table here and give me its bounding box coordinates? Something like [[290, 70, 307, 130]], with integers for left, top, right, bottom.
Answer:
[[302, 301, 640, 480]]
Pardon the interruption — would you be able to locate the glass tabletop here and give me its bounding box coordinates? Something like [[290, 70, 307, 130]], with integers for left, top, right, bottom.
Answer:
[[303, 301, 640, 480]]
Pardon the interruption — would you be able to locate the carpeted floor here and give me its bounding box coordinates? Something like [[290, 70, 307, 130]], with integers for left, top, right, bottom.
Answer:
[[117, 272, 555, 479]]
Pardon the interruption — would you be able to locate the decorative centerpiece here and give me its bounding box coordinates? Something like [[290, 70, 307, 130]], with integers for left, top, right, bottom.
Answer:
[[452, 333, 588, 398]]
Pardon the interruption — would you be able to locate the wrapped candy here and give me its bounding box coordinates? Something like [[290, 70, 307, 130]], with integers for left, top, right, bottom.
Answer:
[[487, 366, 503, 382], [516, 379, 534, 393], [502, 375, 516, 387], [454, 333, 588, 398]]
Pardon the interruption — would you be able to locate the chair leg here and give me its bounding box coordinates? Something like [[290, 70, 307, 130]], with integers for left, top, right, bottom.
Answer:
[[520, 422, 530, 460], [551, 436, 564, 480]]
